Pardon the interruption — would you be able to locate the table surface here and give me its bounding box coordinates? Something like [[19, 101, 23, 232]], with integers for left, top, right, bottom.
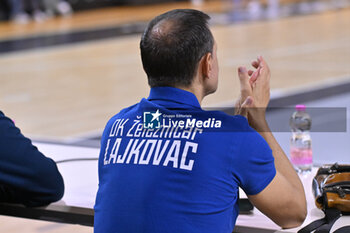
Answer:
[[1, 142, 349, 232]]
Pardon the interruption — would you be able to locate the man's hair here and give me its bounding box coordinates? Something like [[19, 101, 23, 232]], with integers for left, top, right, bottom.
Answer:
[[140, 9, 214, 87]]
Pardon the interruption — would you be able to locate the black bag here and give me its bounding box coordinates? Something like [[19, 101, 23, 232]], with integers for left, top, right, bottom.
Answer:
[[298, 163, 350, 233]]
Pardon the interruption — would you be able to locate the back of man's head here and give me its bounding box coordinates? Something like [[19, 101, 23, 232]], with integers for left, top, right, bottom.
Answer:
[[140, 9, 214, 88]]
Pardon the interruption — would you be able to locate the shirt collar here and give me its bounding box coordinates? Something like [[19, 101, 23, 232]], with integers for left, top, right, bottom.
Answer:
[[147, 87, 201, 109]]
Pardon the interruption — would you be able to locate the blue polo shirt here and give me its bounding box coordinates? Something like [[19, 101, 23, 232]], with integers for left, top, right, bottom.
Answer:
[[94, 87, 276, 233]]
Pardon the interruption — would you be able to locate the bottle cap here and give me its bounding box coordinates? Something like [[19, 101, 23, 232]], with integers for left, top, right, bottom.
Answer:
[[295, 104, 306, 111]]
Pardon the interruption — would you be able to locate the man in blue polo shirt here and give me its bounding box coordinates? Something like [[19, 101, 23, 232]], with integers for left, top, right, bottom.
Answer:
[[94, 9, 307, 233]]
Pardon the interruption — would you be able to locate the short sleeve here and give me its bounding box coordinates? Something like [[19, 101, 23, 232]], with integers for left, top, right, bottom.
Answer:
[[231, 121, 276, 195]]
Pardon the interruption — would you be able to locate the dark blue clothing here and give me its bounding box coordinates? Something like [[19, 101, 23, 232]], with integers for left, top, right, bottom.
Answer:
[[0, 111, 64, 207], [94, 87, 276, 233]]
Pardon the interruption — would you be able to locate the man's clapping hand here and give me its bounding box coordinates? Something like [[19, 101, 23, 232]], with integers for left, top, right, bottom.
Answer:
[[235, 56, 271, 130]]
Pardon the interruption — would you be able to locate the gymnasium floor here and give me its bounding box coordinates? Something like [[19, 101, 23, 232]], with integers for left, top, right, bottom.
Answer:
[[0, 0, 350, 232]]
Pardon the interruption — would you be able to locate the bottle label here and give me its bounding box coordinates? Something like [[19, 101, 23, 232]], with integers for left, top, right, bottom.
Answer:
[[290, 147, 312, 165]]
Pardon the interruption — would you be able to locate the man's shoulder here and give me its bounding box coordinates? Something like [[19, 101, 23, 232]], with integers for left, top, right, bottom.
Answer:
[[202, 110, 252, 132], [0, 111, 16, 136], [0, 111, 11, 125]]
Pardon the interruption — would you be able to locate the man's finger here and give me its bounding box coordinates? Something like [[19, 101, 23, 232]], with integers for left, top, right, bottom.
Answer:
[[238, 96, 253, 118], [249, 67, 261, 85], [251, 60, 259, 69], [234, 99, 241, 115], [255, 56, 270, 83], [258, 56, 268, 70], [241, 96, 253, 109], [238, 66, 252, 97]]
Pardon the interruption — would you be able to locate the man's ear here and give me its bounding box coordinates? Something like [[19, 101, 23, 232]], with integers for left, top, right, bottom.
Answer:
[[201, 52, 212, 79]]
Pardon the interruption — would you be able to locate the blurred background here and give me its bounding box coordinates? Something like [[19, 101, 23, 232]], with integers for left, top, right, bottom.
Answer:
[[0, 0, 350, 232]]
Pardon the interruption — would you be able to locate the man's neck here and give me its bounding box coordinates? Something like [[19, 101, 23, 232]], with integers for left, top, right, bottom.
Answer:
[[175, 85, 205, 106]]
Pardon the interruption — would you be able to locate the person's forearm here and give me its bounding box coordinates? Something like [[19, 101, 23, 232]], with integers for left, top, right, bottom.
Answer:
[[250, 116, 305, 193]]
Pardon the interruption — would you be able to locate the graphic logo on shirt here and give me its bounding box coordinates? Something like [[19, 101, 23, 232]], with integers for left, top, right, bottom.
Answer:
[[143, 109, 162, 129]]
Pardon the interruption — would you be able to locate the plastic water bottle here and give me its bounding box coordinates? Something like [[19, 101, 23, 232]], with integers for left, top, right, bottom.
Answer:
[[289, 105, 312, 173]]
